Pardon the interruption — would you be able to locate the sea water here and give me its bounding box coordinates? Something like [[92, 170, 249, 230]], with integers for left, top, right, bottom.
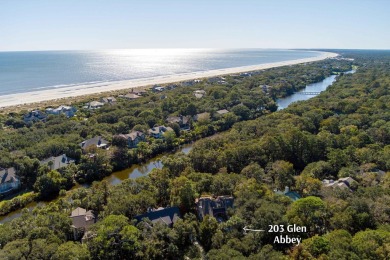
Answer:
[[0, 49, 320, 96]]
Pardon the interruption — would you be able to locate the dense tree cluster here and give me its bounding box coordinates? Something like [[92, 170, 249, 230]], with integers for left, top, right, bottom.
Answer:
[[3, 51, 389, 259], [0, 58, 348, 208]]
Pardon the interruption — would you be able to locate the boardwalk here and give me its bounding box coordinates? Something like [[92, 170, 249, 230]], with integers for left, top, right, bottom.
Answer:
[[294, 91, 322, 95]]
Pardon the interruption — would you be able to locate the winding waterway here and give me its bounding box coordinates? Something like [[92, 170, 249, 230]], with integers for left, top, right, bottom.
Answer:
[[0, 144, 193, 223], [0, 72, 353, 224], [276, 70, 355, 110]]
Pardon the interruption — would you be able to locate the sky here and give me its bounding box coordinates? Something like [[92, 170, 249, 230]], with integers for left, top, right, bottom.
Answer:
[[0, 0, 389, 51]]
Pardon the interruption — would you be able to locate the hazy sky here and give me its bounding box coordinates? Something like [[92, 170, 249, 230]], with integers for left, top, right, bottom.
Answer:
[[1, 0, 389, 51]]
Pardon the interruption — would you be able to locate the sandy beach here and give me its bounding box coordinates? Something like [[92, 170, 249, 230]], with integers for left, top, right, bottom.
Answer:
[[0, 51, 337, 109]]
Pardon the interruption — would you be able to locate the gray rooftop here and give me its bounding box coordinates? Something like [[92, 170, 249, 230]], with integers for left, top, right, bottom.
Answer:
[[216, 109, 229, 115], [79, 136, 109, 150], [118, 131, 144, 141], [0, 167, 18, 184], [135, 207, 181, 226], [70, 207, 95, 229], [40, 154, 75, 170]]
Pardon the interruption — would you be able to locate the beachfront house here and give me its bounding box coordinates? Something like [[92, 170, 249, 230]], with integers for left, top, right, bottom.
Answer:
[[240, 72, 252, 77], [70, 207, 96, 241], [0, 167, 21, 195], [23, 110, 47, 123], [86, 101, 104, 110], [181, 81, 194, 87], [196, 196, 234, 222], [134, 207, 181, 227], [46, 105, 77, 118], [100, 96, 117, 104], [116, 131, 145, 148], [148, 125, 174, 139], [40, 154, 75, 171], [79, 136, 109, 152], [166, 84, 178, 90], [135, 90, 148, 96], [208, 77, 227, 85], [152, 86, 165, 92], [121, 93, 141, 100]]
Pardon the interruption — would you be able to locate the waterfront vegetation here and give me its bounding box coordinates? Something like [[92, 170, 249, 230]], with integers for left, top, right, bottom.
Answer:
[[0, 58, 349, 208], [0, 192, 37, 216], [2, 50, 390, 259]]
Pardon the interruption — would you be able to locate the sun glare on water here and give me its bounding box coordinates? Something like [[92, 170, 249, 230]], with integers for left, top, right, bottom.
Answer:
[[105, 48, 209, 59], [98, 49, 212, 72]]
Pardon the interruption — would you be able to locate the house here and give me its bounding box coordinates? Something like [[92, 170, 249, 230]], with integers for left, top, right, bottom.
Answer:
[[46, 105, 76, 117], [121, 93, 141, 100], [166, 84, 178, 90], [166, 116, 182, 125], [208, 77, 223, 83], [194, 112, 210, 122], [40, 154, 75, 170], [86, 101, 104, 110], [148, 125, 174, 139], [166, 115, 190, 130], [193, 90, 206, 98], [260, 85, 272, 93], [0, 167, 21, 195], [70, 207, 96, 241], [274, 187, 301, 201], [181, 81, 195, 87], [79, 136, 109, 152], [23, 110, 47, 123], [100, 96, 117, 104], [322, 177, 357, 191], [180, 116, 191, 130], [134, 207, 181, 227], [196, 196, 234, 222], [116, 131, 145, 148], [135, 90, 148, 96], [154, 86, 165, 92], [181, 79, 201, 87], [208, 77, 227, 85], [240, 72, 252, 77], [216, 109, 229, 115]]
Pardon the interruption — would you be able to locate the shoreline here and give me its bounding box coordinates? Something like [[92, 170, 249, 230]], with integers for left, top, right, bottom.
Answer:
[[0, 51, 338, 111]]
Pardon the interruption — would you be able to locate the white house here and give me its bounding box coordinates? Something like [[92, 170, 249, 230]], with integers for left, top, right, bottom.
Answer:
[[46, 105, 77, 117]]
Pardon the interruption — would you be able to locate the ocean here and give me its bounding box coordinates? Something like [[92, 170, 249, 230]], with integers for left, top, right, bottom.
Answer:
[[0, 49, 320, 96]]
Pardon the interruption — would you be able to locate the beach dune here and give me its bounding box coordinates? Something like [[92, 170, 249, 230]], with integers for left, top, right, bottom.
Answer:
[[0, 51, 337, 108]]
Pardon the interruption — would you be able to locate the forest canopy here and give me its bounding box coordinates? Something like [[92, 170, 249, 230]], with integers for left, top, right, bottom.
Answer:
[[1, 50, 390, 259]]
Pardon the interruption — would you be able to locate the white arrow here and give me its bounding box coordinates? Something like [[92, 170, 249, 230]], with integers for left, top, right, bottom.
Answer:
[[243, 226, 265, 233]]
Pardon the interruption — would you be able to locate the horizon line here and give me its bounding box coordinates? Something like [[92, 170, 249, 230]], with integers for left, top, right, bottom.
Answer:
[[0, 47, 389, 53]]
